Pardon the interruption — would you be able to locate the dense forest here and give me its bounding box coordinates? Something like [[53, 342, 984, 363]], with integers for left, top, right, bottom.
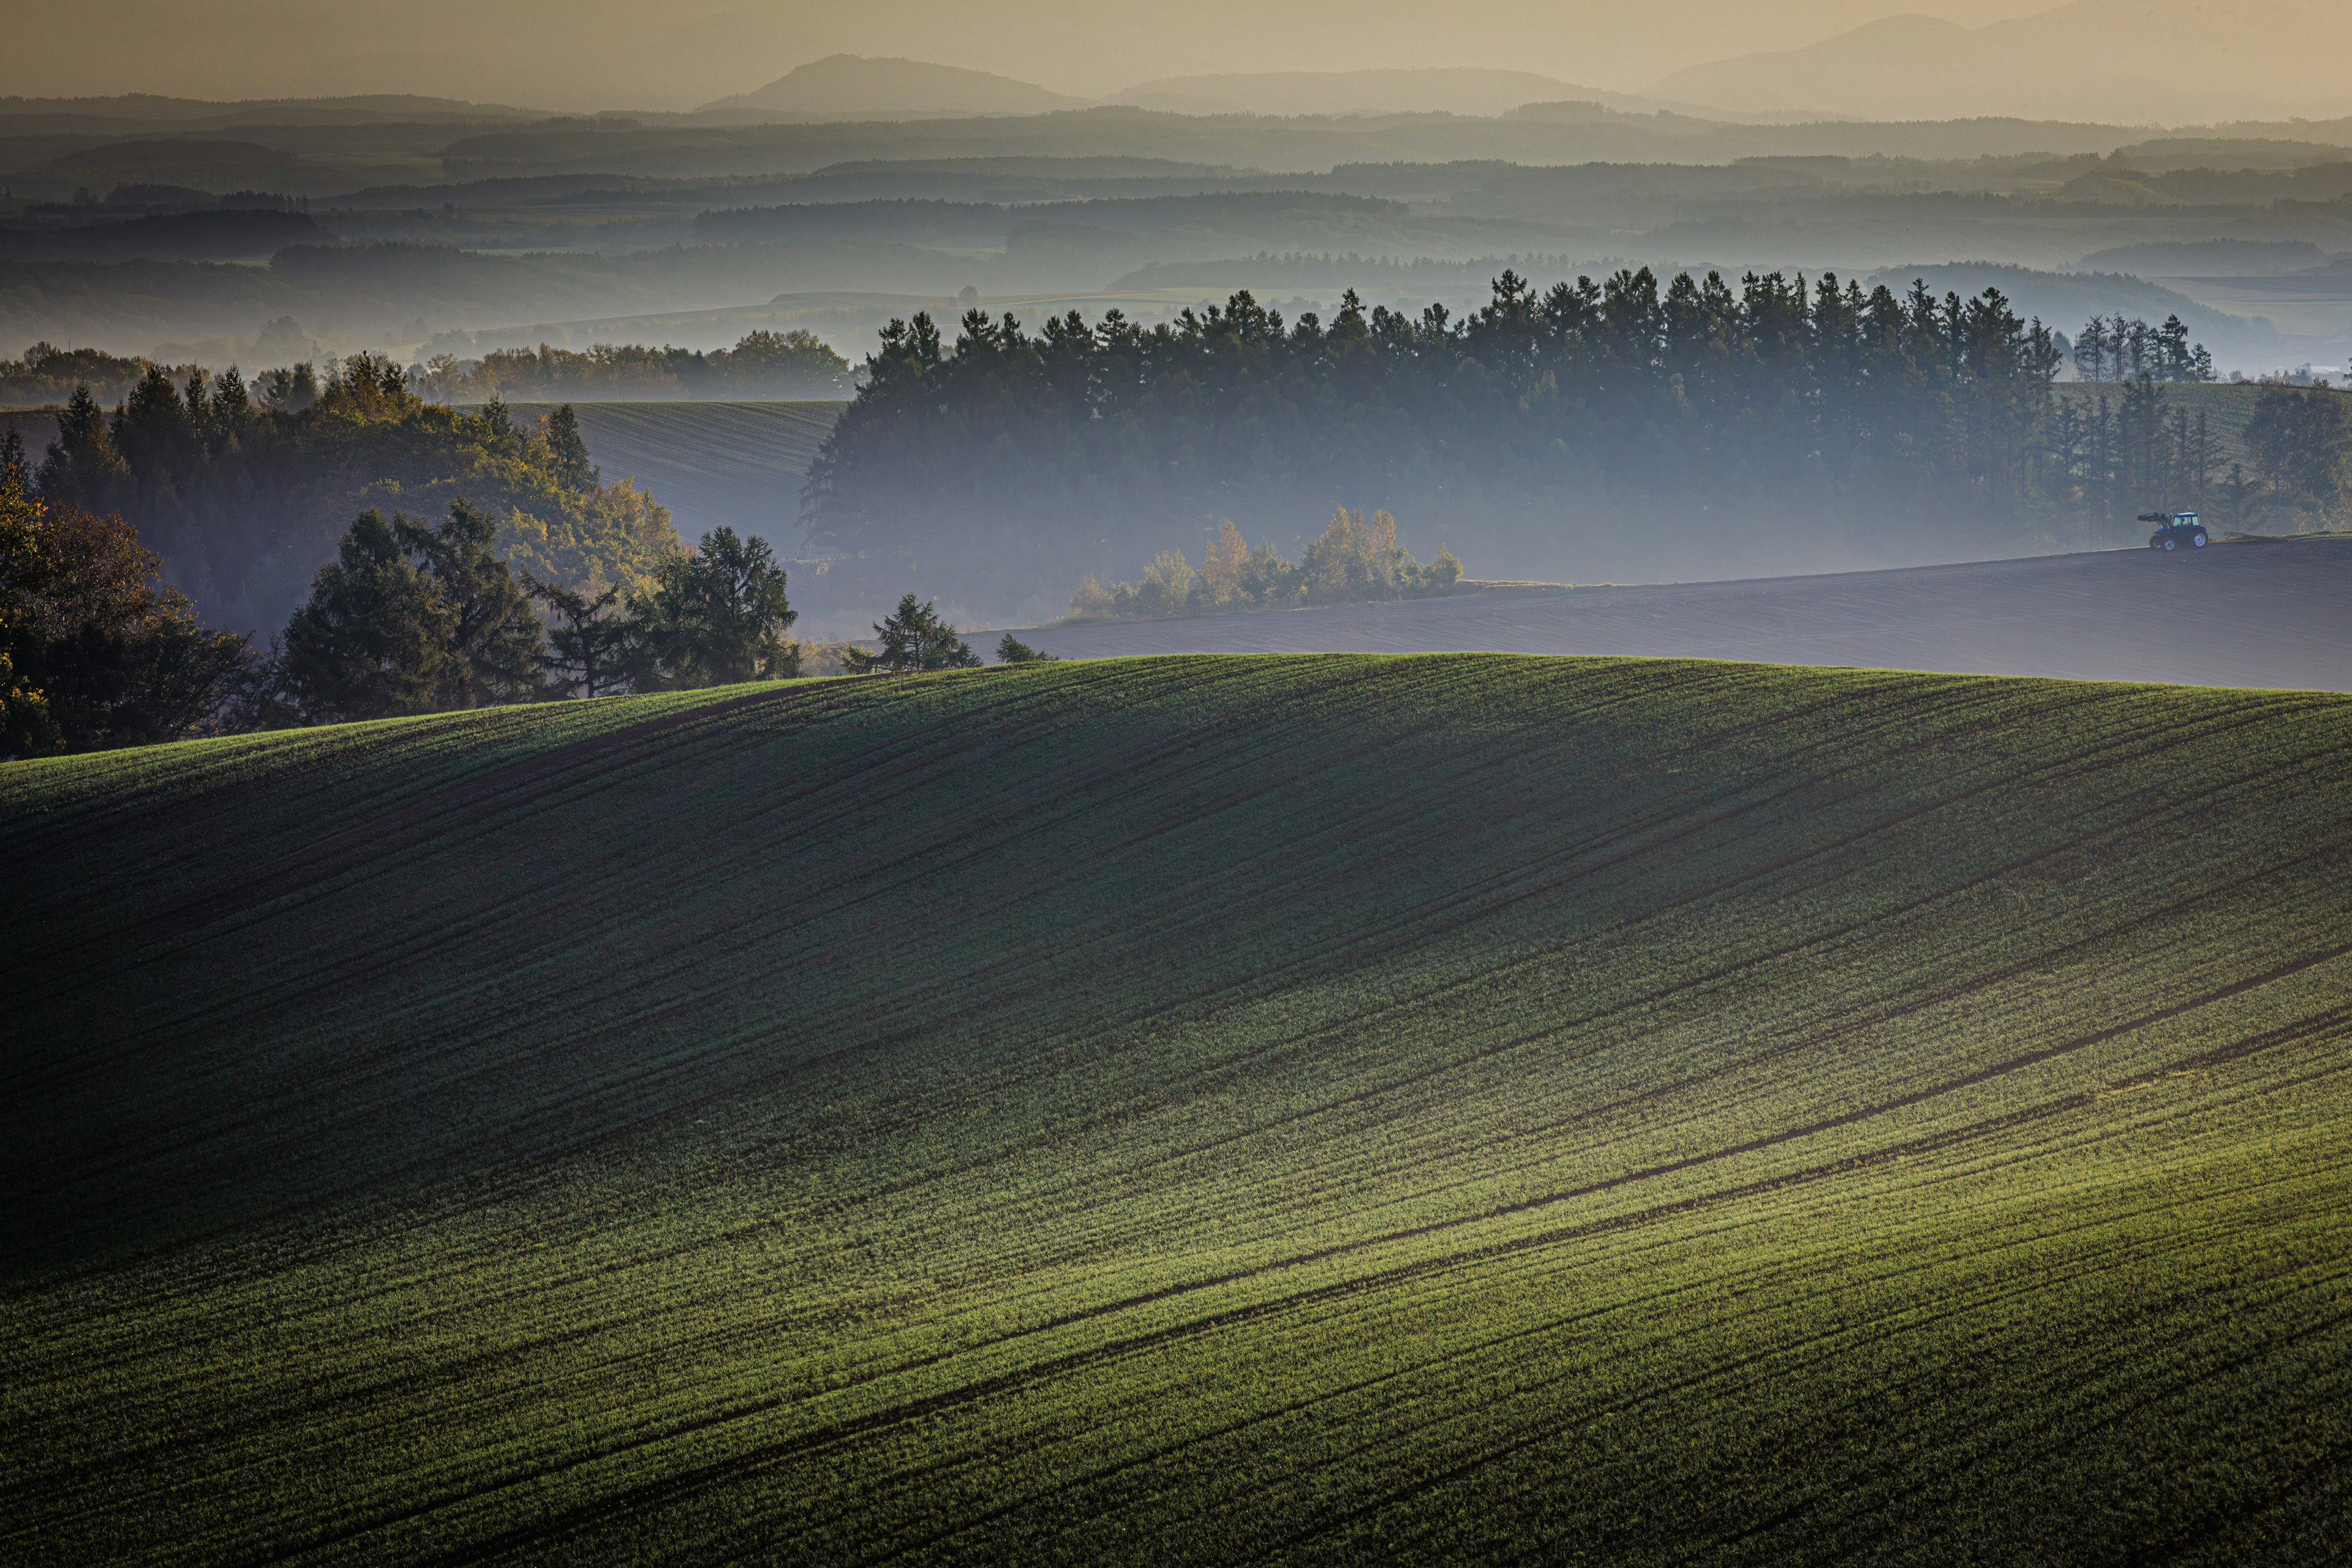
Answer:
[[32, 354, 681, 631], [804, 272, 2349, 622]]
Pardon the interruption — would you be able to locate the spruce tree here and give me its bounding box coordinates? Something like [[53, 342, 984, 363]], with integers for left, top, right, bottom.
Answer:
[[525, 575, 630, 698], [625, 527, 799, 689], [543, 405, 599, 492], [995, 633, 1054, 664], [278, 502, 547, 722], [845, 595, 979, 674], [398, 500, 546, 707]]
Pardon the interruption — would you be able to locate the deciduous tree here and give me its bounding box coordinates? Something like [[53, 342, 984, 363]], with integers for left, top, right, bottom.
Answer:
[[0, 467, 251, 753]]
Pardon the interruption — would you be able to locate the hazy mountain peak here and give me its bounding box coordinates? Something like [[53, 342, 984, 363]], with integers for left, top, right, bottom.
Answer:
[[1649, 0, 2352, 124], [703, 55, 1089, 118], [1108, 67, 1648, 119]]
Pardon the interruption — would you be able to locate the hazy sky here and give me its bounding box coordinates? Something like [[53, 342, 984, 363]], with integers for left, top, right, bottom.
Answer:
[[4, 0, 2352, 119], [8, 0, 2086, 109]]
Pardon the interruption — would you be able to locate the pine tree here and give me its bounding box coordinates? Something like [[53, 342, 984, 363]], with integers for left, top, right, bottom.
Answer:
[[845, 594, 978, 674], [524, 575, 630, 698], [995, 633, 1054, 664], [541, 405, 600, 492], [257, 362, 318, 412], [478, 396, 519, 453], [278, 511, 466, 722], [2155, 315, 2193, 382], [36, 385, 130, 513], [625, 527, 799, 688], [278, 502, 547, 722], [399, 500, 546, 706]]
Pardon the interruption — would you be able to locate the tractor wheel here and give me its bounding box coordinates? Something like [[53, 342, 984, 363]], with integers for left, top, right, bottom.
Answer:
[[2193, 531, 2209, 548], [2162, 537, 2177, 551]]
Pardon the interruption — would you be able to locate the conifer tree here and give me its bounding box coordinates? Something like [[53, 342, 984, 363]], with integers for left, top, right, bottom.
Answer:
[[995, 633, 1054, 664], [625, 527, 799, 688], [845, 594, 979, 673], [525, 575, 630, 698], [542, 405, 599, 492], [401, 500, 545, 706], [36, 385, 130, 514], [277, 502, 546, 722]]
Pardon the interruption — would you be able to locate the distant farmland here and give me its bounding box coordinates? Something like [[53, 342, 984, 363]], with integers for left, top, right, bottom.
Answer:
[[7, 655, 2352, 1563], [502, 399, 844, 543], [1017, 537, 2352, 691]]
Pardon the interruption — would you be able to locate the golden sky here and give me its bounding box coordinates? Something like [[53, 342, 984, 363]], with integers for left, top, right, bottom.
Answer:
[[6, 0, 2345, 119]]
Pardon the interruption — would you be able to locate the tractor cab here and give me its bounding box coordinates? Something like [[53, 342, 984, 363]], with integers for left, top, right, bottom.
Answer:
[[2141, 511, 2210, 551]]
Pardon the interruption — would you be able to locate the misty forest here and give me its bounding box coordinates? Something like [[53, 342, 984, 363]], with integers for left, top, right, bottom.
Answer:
[[12, 13, 2352, 1568]]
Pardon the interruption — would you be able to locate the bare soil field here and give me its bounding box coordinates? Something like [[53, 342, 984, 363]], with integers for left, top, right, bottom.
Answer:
[[1016, 537, 2352, 690]]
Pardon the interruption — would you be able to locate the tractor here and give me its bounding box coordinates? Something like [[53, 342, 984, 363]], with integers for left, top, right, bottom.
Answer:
[[2142, 511, 2211, 551]]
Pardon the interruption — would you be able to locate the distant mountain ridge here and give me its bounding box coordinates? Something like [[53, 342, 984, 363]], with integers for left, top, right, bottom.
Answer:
[[1107, 68, 1672, 119], [1649, 0, 2352, 124], [704, 56, 1090, 118], [706, 58, 1733, 124]]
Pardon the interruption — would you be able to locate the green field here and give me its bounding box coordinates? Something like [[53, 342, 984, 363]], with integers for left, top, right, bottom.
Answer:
[[500, 400, 845, 543], [6, 655, 2352, 1564]]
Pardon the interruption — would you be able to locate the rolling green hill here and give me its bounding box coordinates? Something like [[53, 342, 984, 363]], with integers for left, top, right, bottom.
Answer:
[[500, 399, 843, 543], [6, 655, 2352, 1564]]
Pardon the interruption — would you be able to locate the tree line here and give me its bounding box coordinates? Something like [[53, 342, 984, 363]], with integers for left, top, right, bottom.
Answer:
[[2069, 314, 2215, 384], [267, 508, 804, 723], [803, 270, 2070, 613], [32, 353, 680, 633], [4, 423, 1021, 757], [1070, 509, 1462, 620], [804, 274, 2352, 616], [0, 343, 159, 407], [1, 431, 809, 756], [2053, 377, 2352, 532], [415, 331, 853, 404]]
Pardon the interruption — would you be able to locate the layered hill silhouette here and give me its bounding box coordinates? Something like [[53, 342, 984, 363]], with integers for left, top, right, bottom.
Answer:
[[7, 655, 2352, 1562]]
